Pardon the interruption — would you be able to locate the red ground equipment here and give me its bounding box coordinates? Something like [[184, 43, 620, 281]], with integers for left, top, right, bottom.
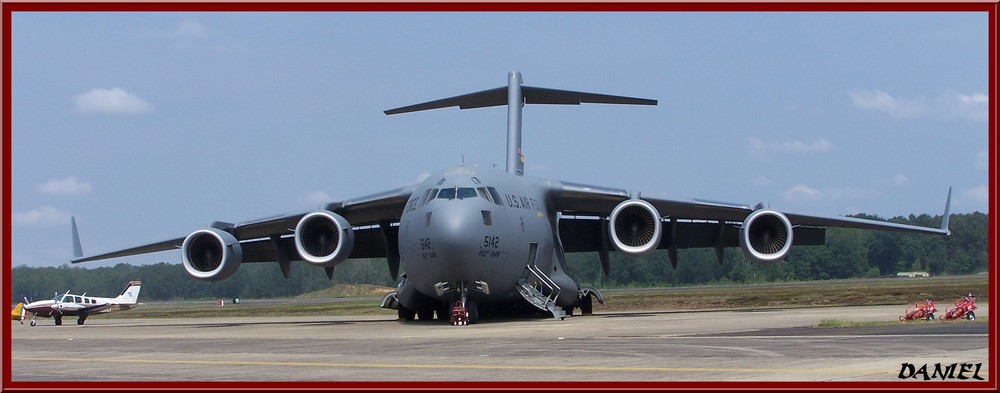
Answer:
[[940, 293, 978, 321], [450, 300, 469, 326], [899, 299, 937, 321]]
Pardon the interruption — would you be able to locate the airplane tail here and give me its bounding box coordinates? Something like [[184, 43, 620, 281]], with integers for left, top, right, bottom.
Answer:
[[11, 303, 25, 323], [384, 70, 657, 177], [113, 281, 142, 304]]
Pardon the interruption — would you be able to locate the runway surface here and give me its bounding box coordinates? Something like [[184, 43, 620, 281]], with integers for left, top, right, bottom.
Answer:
[[8, 304, 991, 384]]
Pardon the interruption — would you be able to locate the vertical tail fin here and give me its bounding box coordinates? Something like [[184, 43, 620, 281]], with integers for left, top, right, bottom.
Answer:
[[114, 281, 142, 304]]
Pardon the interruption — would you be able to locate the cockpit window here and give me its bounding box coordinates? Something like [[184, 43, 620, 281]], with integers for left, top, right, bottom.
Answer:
[[437, 188, 456, 200], [457, 187, 478, 199], [435, 187, 486, 201], [487, 187, 504, 206]]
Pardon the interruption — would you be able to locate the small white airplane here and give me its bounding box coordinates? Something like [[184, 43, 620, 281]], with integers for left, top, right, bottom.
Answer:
[[18, 280, 142, 326]]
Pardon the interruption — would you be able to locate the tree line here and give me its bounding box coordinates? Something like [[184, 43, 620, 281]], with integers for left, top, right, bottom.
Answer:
[[9, 212, 987, 302]]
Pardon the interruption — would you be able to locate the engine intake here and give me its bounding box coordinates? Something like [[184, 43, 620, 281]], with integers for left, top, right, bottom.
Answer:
[[181, 228, 243, 281], [609, 199, 662, 256], [739, 209, 793, 264], [295, 210, 355, 267]]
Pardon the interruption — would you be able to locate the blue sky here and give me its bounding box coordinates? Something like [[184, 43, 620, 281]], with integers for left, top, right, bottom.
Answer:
[[8, 11, 992, 268]]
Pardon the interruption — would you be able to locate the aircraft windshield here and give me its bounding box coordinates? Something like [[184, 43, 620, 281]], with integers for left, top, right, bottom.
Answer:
[[427, 186, 502, 206], [437, 187, 479, 200]]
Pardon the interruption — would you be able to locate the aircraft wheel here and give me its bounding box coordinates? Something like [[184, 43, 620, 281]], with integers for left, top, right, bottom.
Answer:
[[967, 312, 976, 321], [54, 316, 62, 326], [467, 301, 479, 324], [77, 318, 85, 325], [928, 314, 935, 321], [30, 320, 36, 327], [580, 294, 594, 315], [416, 308, 434, 321]]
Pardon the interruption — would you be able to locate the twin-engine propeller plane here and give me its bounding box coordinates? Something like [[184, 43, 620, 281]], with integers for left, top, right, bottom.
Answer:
[[17, 281, 142, 326], [72, 70, 951, 326]]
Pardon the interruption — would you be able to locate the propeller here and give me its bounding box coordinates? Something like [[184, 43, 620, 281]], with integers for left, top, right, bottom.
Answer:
[[51, 290, 70, 315], [16, 296, 29, 323]]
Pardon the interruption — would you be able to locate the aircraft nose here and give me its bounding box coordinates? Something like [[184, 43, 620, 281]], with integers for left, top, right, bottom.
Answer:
[[429, 205, 485, 273]]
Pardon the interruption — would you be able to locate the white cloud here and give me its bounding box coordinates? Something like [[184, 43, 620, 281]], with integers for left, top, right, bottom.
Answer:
[[975, 150, 988, 170], [38, 177, 92, 196], [963, 185, 988, 204], [13, 206, 72, 227], [783, 184, 879, 202], [851, 89, 927, 118], [851, 89, 987, 122], [298, 191, 333, 205], [748, 137, 833, 160], [73, 88, 153, 115], [946, 92, 989, 122], [783, 184, 821, 201], [891, 173, 909, 186]]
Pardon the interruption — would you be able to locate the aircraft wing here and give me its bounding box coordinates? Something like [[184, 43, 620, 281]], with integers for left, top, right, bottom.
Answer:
[[550, 180, 951, 258], [72, 186, 414, 265]]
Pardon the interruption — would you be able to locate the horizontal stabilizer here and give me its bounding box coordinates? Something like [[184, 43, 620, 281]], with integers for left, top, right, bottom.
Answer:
[[385, 86, 656, 115]]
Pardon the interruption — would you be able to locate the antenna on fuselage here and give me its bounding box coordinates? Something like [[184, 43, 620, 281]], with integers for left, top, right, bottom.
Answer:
[[384, 70, 657, 176]]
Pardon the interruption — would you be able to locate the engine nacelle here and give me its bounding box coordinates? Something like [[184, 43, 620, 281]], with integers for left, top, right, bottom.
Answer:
[[294, 210, 355, 267], [609, 199, 662, 256], [181, 227, 243, 282], [739, 209, 793, 264]]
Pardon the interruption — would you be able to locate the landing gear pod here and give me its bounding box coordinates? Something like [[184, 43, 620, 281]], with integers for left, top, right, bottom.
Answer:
[[182, 228, 243, 281], [609, 199, 662, 256], [294, 210, 355, 267], [739, 209, 793, 264]]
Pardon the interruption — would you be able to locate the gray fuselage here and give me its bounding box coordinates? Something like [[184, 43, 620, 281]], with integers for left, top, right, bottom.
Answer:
[[397, 164, 578, 309]]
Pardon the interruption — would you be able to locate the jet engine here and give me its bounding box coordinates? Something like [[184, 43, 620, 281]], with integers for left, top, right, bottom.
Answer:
[[609, 199, 662, 256], [294, 210, 355, 267], [181, 228, 243, 282], [739, 209, 793, 264]]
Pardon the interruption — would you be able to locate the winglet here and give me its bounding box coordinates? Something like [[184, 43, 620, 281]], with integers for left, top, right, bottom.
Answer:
[[71, 216, 84, 258], [940, 187, 952, 236]]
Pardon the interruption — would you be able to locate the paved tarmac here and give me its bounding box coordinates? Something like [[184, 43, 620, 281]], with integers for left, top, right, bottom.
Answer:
[[7, 304, 991, 385]]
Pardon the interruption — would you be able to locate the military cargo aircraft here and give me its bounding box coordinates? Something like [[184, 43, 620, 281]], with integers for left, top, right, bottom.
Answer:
[[17, 281, 142, 326], [72, 70, 950, 325]]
